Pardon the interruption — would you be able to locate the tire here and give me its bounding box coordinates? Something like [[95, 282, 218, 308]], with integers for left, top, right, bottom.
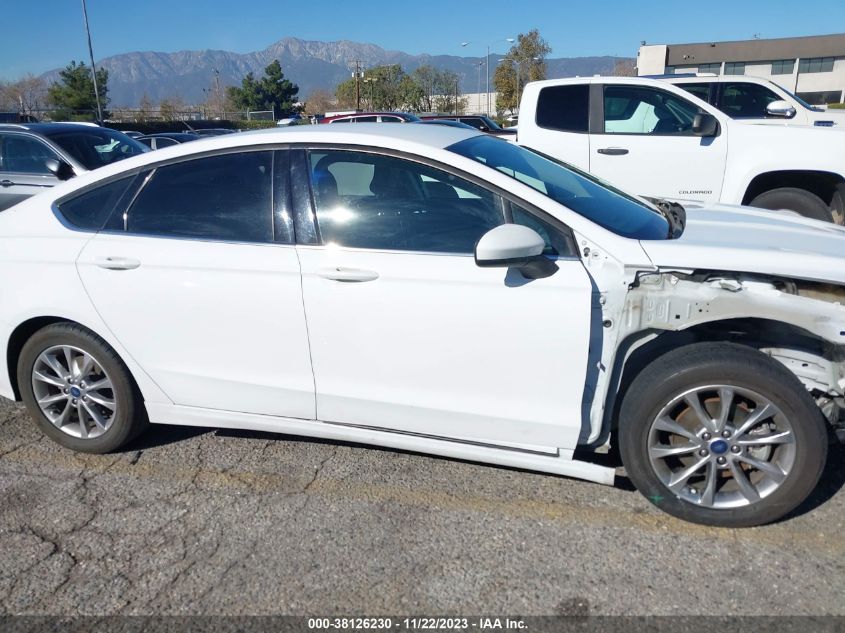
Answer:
[[618, 342, 827, 527], [749, 187, 833, 222], [17, 322, 148, 453], [830, 184, 845, 225]]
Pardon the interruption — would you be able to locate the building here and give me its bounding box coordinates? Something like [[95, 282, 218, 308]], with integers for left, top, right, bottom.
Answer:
[[638, 33, 845, 104]]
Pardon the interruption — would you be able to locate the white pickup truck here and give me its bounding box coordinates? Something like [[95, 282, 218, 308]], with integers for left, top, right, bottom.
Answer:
[[517, 76, 845, 222]]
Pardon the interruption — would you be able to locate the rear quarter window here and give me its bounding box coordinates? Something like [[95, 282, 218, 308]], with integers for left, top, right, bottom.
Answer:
[[536, 84, 590, 133], [57, 176, 134, 230]]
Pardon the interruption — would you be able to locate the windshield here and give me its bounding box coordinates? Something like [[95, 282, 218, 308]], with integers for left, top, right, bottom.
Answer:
[[771, 82, 823, 111], [45, 128, 147, 170], [448, 135, 669, 239]]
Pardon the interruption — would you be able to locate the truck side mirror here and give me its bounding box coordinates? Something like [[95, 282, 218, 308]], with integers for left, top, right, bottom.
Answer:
[[766, 100, 797, 119], [692, 113, 719, 137]]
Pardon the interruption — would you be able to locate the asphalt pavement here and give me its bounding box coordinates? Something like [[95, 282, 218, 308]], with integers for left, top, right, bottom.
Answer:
[[1, 396, 843, 616]]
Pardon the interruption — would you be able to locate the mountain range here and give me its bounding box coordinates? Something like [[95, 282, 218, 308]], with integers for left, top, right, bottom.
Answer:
[[39, 37, 633, 107]]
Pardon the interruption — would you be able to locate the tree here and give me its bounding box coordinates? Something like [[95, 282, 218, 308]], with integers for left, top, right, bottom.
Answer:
[[47, 61, 109, 120], [228, 60, 299, 117], [159, 96, 186, 121], [304, 89, 334, 116], [137, 93, 154, 122], [0, 75, 46, 117], [494, 29, 551, 113]]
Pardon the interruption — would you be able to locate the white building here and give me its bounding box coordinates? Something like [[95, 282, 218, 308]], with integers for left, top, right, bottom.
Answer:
[[638, 33, 845, 104]]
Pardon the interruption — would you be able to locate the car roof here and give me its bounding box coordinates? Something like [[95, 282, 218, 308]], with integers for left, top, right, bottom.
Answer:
[[323, 112, 415, 121], [663, 75, 776, 86], [0, 122, 110, 135], [41, 124, 486, 195], [143, 132, 199, 139]]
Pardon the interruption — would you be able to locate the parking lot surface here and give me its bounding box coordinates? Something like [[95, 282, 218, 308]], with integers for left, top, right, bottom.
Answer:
[[1, 397, 843, 616]]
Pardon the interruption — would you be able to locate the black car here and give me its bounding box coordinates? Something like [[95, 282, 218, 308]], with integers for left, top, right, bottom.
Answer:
[[420, 115, 516, 136], [136, 132, 200, 150], [0, 123, 147, 211]]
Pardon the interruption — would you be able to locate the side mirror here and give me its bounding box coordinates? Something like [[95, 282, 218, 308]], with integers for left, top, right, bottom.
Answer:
[[766, 100, 797, 119], [692, 113, 719, 137], [45, 158, 75, 181], [475, 224, 557, 278]]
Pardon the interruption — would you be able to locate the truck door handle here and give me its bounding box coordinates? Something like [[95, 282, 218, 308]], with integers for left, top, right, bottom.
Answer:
[[596, 147, 629, 156], [94, 256, 141, 271], [0, 180, 13, 188], [317, 267, 379, 282]]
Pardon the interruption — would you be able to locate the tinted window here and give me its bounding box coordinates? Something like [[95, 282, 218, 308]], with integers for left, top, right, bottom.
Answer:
[[509, 203, 572, 256], [678, 83, 711, 102], [448, 135, 669, 240], [354, 116, 378, 123], [536, 85, 589, 133], [137, 137, 154, 148], [724, 62, 745, 76], [45, 128, 146, 170], [309, 150, 504, 253], [154, 137, 178, 148], [127, 151, 273, 243], [58, 177, 133, 230], [0, 134, 59, 174], [771, 59, 795, 75], [380, 116, 402, 123], [603, 86, 700, 135], [718, 82, 781, 118]]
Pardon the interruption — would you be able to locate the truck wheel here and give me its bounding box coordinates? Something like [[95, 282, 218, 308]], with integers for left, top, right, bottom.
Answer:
[[17, 322, 148, 454], [618, 342, 827, 527], [830, 184, 845, 225], [749, 187, 832, 222]]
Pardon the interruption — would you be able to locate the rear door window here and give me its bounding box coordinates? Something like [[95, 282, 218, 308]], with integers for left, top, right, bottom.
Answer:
[[535, 84, 589, 133]]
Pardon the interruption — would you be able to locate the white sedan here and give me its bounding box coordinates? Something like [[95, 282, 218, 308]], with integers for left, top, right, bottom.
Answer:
[[0, 124, 842, 527]]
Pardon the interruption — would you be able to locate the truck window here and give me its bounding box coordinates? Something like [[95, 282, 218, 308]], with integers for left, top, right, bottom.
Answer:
[[603, 86, 699, 135], [718, 82, 782, 118], [536, 85, 589, 133], [677, 82, 711, 103]]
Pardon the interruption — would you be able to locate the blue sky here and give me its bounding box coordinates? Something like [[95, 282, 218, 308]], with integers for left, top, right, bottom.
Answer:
[[2, 0, 844, 79]]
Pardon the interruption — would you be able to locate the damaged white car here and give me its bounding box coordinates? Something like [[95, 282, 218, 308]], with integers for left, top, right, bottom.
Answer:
[[0, 125, 841, 527]]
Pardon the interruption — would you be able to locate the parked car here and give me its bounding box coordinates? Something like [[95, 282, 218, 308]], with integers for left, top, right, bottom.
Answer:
[[191, 128, 236, 137], [421, 114, 516, 136], [504, 114, 519, 127], [277, 114, 303, 126], [321, 112, 420, 124], [1, 123, 843, 527], [416, 119, 477, 129], [0, 122, 147, 211], [136, 132, 200, 150], [659, 74, 845, 128], [517, 76, 845, 222]]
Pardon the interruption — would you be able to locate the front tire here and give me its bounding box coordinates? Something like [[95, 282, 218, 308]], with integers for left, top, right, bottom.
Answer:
[[749, 187, 833, 222], [18, 323, 148, 453], [619, 342, 827, 527]]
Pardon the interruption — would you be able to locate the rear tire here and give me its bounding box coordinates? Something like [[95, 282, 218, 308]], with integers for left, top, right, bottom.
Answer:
[[749, 187, 832, 222], [17, 322, 148, 453], [619, 342, 827, 527]]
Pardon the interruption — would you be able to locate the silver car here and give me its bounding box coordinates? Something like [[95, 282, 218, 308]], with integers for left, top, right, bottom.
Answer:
[[0, 123, 147, 211]]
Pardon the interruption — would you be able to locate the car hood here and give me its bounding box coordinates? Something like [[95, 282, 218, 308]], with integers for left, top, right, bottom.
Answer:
[[639, 204, 845, 285]]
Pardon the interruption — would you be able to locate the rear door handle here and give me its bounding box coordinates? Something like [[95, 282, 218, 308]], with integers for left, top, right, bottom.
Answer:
[[0, 180, 13, 188], [94, 256, 141, 271], [596, 147, 629, 156], [317, 267, 379, 282]]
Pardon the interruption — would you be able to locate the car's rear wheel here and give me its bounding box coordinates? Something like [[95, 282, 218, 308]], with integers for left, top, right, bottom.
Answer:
[[619, 342, 827, 527], [18, 323, 147, 453], [749, 187, 833, 222]]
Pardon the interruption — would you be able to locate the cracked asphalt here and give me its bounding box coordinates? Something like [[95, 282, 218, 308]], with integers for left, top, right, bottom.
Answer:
[[1, 396, 844, 616]]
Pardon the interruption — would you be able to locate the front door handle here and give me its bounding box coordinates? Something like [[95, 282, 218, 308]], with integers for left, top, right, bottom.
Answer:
[[317, 267, 379, 282], [0, 180, 13, 188], [596, 147, 629, 156], [94, 256, 141, 271]]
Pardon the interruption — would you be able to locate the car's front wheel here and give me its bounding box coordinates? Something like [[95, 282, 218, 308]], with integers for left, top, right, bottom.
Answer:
[[619, 342, 827, 527], [18, 323, 148, 453]]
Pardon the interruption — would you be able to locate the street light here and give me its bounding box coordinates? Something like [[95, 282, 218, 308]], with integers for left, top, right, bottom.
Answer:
[[474, 61, 484, 113], [462, 37, 515, 115], [80, 0, 103, 122], [362, 77, 379, 111]]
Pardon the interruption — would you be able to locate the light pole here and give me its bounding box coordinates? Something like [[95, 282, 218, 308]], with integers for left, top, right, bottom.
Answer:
[[80, 0, 103, 122], [474, 61, 483, 113], [363, 77, 379, 111], [462, 37, 514, 116]]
